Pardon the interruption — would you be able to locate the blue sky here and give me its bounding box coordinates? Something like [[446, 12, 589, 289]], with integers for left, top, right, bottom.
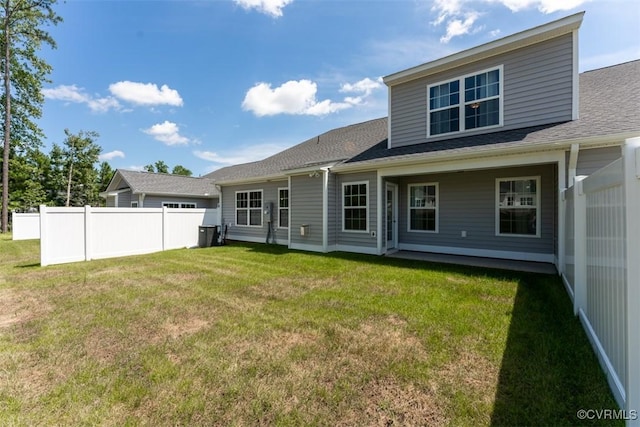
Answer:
[[39, 0, 639, 176]]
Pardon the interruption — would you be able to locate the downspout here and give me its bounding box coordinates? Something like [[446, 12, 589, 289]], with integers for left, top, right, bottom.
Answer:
[[140, 193, 146, 208], [568, 143, 580, 187]]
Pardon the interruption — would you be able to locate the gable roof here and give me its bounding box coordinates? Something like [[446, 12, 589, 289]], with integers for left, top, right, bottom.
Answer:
[[105, 169, 219, 198], [206, 60, 640, 183], [205, 117, 388, 183]]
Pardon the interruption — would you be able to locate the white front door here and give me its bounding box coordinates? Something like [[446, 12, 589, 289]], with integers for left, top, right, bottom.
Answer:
[[386, 183, 398, 250]]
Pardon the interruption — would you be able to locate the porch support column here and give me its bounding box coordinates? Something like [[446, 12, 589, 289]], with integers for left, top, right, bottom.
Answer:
[[322, 169, 329, 252], [376, 172, 383, 255]]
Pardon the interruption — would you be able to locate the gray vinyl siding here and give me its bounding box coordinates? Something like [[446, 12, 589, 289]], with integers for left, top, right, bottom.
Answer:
[[141, 195, 218, 209], [290, 175, 324, 247], [117, 191, 132, 207], [105, 196, 116, 207], [396, 164, 556, 255], [221, 181, 288, 244], [389, 33, 574, 148], [335, 171, 378, 249], [576, 146, 621, 176]]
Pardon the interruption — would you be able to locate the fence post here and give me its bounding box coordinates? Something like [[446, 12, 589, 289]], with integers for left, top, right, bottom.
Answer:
[[573, 176, 587, 316], [624, 137, 640, 425], [84, 205, 92, 261], [162, 206, 169, 251], [39, 205, 48, 266]]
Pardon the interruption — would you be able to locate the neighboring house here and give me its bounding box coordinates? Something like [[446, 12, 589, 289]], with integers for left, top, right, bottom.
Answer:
[[205, 11, 640, 272], [101, 169, 219, 208]]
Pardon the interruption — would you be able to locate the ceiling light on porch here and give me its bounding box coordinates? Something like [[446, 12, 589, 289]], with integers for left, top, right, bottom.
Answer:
[[470, 102, 480, 109]]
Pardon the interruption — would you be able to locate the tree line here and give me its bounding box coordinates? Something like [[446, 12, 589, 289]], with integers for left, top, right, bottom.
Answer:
[[2, 127, 194, 213]]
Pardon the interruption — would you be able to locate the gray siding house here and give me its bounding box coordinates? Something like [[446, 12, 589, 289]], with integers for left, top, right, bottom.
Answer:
[[101, 169, 219, 209], [205, 12, 640, 272]]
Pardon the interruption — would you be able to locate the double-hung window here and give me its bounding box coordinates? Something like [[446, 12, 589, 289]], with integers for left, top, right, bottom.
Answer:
[[343, 182, 368, 232], [496, 177, 540, 237], [236, 190, 262, 227], [428, 66, 502, 137], [278, 188, 289, 228], [408, 183, 438, 232]]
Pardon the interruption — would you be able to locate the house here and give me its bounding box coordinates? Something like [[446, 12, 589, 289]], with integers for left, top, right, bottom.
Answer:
[[205, 11, 640, 273], [101, 169, 219, 208]]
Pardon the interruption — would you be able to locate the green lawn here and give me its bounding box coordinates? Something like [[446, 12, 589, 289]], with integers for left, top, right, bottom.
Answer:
[[0, 234, 620, 426]]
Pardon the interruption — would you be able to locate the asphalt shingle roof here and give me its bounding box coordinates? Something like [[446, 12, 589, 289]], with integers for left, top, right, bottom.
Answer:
[[206, 60, 640, 182], [114, 170, 219, 197], [205, 117, 388, 182]]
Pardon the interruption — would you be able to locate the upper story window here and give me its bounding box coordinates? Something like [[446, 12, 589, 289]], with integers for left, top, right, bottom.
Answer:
[[428, 66, 503, 137]]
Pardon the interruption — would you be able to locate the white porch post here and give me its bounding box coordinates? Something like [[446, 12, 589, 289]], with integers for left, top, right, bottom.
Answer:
[[624, 137, 640, 425], [573, 176, 587, 316]]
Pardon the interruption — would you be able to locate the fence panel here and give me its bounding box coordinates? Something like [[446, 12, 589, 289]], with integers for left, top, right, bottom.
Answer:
[[40, 207, 86, 266], [164, 208, 219, 250], [12, 213, 40, 240], [40, 206, 219, 266], [90, 208, 164, 260], [582, 159, 627, 404]]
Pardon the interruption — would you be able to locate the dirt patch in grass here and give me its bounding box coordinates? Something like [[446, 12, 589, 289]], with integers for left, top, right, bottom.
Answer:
[[0, 289, 52, 329], [340, 378, 447, 427], [161, 317, 209, 340]]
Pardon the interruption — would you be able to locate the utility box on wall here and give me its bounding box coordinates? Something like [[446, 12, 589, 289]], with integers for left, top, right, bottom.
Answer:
[[300, 224, 309, 236]]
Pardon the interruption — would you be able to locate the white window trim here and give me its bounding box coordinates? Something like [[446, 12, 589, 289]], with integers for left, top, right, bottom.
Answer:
[[277, 187, 289, 229], [161, 201, 197, 209], [342, 181, 369, 233], [407, 182, 439, 233], [180, 203, 197, 209], [131, 201, 138, 208], [495, 176, 541, 238], [235, 189, 263, 228], [162, 202, 180, 208], [426, 64, 504, 138]]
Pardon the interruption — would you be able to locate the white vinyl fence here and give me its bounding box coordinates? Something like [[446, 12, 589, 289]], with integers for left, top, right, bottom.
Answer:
[[39, 206, 220, 267], [12, 212, 40, 240], [561, 137, 639, 425]]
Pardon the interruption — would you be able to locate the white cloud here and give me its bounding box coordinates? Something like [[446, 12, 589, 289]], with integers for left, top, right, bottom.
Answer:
[[494, 0, 588, 13], [109, 81, 183, 107], [430, 0, 588, 43], [99, 150, 125, 161], [340, 77, 383, 96], [440, 12, 480, 43], [43, 84, 121, 113], [143, 121, 190, 146], [233, 0, 293, 17], [242, 77, 384, 117], [194, 142, 291, 166]]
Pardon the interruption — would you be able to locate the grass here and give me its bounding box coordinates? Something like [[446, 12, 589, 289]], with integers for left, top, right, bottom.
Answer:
[[0, 233, 621, 426]]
